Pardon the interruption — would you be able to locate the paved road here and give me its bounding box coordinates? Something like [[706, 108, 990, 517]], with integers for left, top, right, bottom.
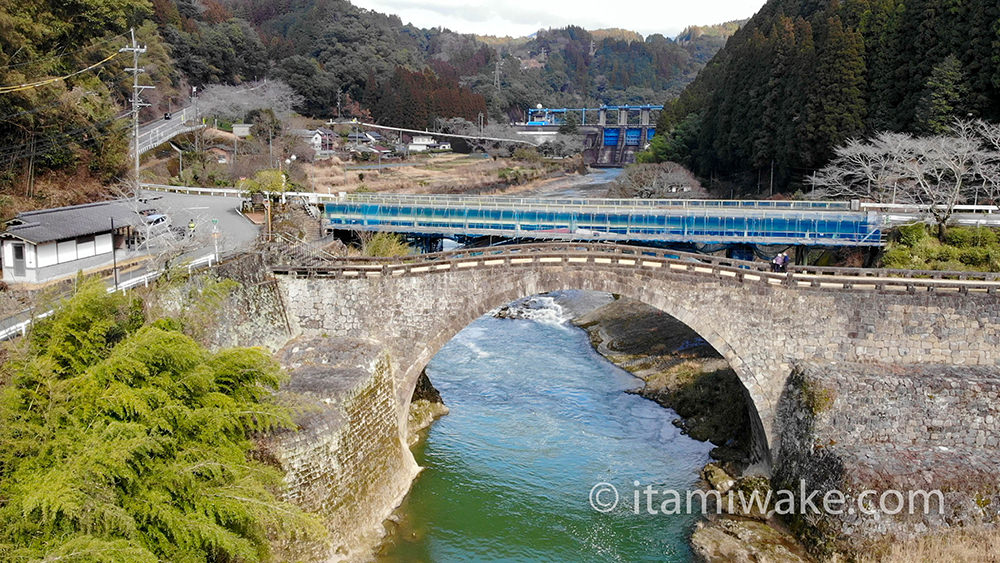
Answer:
[[136, 105, 203, 154], [138, 190, 259, 257]]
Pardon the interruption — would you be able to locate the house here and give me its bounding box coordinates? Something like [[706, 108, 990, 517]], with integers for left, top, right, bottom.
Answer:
[[350, 145, 380, 155], [291, 129, 323, 152], [407, 135, 435, 152], [346, 132, 372, 144], [1, 201, 143, 284], [291, 128, 338, 153], [316, 127, 338, 151]]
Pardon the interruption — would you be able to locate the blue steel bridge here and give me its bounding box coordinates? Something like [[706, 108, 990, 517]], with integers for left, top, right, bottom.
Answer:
[[323, 194, 884, 248]]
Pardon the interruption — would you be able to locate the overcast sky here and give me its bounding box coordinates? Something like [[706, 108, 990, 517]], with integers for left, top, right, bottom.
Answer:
[[349, 0, 767, 39]]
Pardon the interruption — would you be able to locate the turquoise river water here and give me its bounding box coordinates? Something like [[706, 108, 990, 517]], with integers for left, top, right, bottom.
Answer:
[[378, 296, 714, 562]]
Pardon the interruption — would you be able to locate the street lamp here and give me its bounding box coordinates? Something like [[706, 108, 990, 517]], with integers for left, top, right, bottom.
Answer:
[[280, 154, 296, 203]]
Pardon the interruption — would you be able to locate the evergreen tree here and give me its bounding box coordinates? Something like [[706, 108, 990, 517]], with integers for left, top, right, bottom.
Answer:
[[914, 54, 969, 134]]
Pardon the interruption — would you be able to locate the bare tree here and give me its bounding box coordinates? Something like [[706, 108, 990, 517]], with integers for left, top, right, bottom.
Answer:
[[809, 120, 1000, 237], [974, 121, 1000, 205], [607, 162, 706, 199], [198, 80, 303, 123], [808, 133, 911, 203]]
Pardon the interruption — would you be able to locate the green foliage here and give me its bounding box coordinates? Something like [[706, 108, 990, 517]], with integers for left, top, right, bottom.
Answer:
[[915, 55, 970, 134], [800, 376, 835, 415], [944, 225, 999, 247], [897, 223, 929, 246], [361, 232, 411, 257], [662, 0, 1000, 193], [882, 224, 1000, 271], [241, 168, 287, 194], [557, 112, 580, 134], [638, 112, 702, 167], [0, 281, 325, 561], [0, 0, 151, 189]]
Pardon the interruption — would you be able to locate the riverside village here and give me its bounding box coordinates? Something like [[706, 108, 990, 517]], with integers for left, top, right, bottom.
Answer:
[[2, 0, 1000, 561]]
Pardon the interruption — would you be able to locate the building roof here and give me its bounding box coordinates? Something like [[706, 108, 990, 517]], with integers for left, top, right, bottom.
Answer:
[[2, 201, 144, 245]]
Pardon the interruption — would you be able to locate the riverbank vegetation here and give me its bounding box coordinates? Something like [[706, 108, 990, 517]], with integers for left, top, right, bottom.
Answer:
[[0, 281, 324, 561], [882, 223, 1000, 272]]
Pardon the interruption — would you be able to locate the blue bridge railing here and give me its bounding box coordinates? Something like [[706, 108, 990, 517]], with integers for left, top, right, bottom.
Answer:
[[324, 199, 883, 246]]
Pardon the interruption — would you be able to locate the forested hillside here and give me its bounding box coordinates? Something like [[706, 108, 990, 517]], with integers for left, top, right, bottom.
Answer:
[[205, 0, 740, 122], [0, 0, 151, 202], [0, 0, 737, 209], [647, 0, 1000, 194]]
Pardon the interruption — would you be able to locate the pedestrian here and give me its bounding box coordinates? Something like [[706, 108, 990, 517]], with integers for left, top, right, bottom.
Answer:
[[779, 252, 789, 272], [771, 254, 781, 272], [188, 219, 195, 238]]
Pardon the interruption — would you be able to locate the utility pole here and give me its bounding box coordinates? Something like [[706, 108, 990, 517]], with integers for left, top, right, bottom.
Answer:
[[769, 159, 774, 197], [337, 89, 343, 119], [121, 28, 151, 193], [494, 52, 502, 89]]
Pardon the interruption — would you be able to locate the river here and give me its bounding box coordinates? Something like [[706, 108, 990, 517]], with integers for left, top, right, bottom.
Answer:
[[377, 293, 713, 562]]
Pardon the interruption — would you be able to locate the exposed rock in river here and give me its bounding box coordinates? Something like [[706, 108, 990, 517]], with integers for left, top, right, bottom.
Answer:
[[568, 294, 811, 561], [572, 296, 754, 473], [407, 369, 449, 445]]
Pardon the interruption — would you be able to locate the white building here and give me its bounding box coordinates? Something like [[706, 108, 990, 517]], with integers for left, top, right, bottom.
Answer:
[[407, 135, 435, 152], [1, 201, 142, 284]]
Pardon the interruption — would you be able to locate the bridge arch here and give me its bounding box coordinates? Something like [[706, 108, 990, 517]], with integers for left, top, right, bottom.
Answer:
[[390, 274, 774, 469], [274, 242, 1000, 479]]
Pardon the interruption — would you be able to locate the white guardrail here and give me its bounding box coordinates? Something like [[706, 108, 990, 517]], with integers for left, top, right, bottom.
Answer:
[[139, 184, 1000, 215], [0, 253, 218, 342]]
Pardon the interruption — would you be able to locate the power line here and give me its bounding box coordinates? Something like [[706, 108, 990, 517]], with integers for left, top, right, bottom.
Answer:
[[0, 52, 120, 94], [0, 32, 128, 71], [0, 98, 69, 122], [0, 114, 129, 163], [0, 117, 127, 161]]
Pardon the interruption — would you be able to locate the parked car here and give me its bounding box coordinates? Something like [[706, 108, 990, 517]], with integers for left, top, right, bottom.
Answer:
[[143, 213, 172, 236]]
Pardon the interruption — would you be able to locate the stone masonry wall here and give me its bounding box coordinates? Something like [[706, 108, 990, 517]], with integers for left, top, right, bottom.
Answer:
[[774, 361, 1000, 552], [263, 336, 418, 561], [276, 263, 1000, 465]]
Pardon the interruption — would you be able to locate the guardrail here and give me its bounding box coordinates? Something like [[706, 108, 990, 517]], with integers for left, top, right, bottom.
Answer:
[[0, 253, 221, 342], [270, 242, 1000, 294], [325, 202, 883, 246], [136, 106, 204, 155], [138, 183, 1000, 216], [342, 193, 854, 211]]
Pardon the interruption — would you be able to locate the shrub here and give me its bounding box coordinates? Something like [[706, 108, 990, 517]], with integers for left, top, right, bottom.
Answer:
[[944, 226, 976, 247], [882, 245, 918, 269], [960, 247, 991, 266], [361, 232, 411, 257], [935, 246, 961, 263], [0, 281, 325, 560], [896, 223, 928, 247]]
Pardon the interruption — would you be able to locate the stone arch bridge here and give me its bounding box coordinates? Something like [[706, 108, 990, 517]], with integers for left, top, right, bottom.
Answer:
[[271, 243, 1000, 464]]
